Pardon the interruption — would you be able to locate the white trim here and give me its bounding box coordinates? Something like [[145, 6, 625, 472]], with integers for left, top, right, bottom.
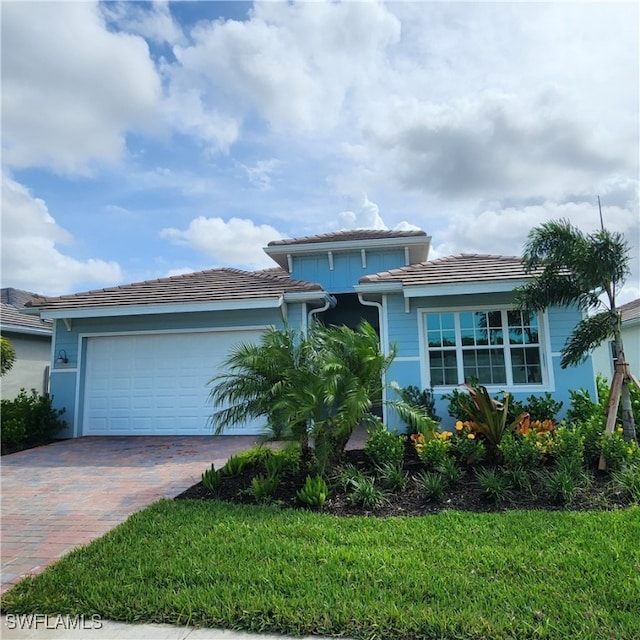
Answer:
[[286, 254, 293, 272], [404, 246, 410, 266], [328, 251, 334, 271], [264, 235, 431, 259], [354, 282, 403, 294], [403, 279, 529, 298], [282, 291, 329, 303], [418, 305, 553, 392], [38, 297, 284, 320], [361, 249, 367, 269], [77, 325, 270, 340], [77, 325, 268, 437], [0, 324, 52, 337], [50, 368, 77, 374], [394, 356, 421, 362]]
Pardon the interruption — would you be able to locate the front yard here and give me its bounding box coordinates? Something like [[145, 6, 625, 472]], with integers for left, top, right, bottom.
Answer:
[[2, 499, 639, 640]]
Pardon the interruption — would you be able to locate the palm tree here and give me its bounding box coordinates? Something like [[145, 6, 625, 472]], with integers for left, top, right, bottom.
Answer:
[[211, 321, 432, 474], [209, 325, 308, 445], [514, 218, 636, 442]]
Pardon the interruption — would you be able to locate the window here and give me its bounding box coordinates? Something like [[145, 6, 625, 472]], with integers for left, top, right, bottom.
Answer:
[[424, 309, 544, 387]]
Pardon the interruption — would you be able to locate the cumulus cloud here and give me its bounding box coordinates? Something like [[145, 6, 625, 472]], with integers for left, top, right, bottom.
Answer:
[[430, 191, 640, 305], [102, 0, 185, 46], [0, 176, 122, 295], [1, 1, 161, 173], [161, 1, 400, 152], [160, 217, 283, 269]]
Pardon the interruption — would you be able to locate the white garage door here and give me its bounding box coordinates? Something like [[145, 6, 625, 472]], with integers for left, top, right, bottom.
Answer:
[[83, 330, 264, 436]]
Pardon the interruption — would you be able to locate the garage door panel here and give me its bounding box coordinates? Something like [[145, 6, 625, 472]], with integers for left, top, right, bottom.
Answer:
[[83, 331, 263, 436]]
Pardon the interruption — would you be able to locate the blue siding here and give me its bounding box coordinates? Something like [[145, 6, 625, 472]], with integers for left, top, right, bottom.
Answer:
[[383, 294, 596, 430], [48, 371, 77, 438], [291, 248, 407, 293]]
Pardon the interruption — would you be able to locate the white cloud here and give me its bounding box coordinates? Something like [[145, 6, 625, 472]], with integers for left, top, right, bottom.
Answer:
[[1, 1, 161, 173], [239, 159, 281, 191], [0, 176, 122, 295], [162, 1, 400, 151], [102, 0, 185, 46], [160, 217, 283, 269]]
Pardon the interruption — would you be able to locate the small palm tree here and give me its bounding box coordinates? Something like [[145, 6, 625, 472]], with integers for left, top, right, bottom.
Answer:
[[514, 218, 636, 442]]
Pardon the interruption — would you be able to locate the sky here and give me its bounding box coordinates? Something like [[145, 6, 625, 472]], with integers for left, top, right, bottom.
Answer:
[[1, 0, 639, 304]]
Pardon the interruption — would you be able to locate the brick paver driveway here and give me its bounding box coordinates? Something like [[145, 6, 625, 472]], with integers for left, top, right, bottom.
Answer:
[[1, 436, 257, 593]]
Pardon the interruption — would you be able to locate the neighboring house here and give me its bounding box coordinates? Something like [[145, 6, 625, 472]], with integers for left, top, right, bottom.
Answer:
[[1, 288, 53, 399], [24, 230, 596, 438], [591, 298, 640, 382]]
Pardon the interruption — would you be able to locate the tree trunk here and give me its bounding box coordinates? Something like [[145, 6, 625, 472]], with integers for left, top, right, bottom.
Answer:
[[612, 319, 637, 442]]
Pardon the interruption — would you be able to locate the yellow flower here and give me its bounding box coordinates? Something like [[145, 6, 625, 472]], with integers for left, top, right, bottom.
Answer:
[[467, 433, 476, 440], [455, 421, 464, 431], [616, 427, 624, 433]]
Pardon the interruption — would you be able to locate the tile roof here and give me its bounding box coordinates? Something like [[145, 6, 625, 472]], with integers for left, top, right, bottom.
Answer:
[[619, 298, 640, 324], [1, 287, 41, 308], [359, 254, 530, 287], [1, 302, 53, 333], [25, 268, 323, 311], [267, 229, 427, 246]]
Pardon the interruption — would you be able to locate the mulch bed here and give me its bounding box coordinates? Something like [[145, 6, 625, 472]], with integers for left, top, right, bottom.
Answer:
[[175, 442, 630, 517]]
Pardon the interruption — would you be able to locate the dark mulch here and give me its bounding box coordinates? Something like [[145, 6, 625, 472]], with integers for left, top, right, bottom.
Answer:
[[176, 441, 630, 517]]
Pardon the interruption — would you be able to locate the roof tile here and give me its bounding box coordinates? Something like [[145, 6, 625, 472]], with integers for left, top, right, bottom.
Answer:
[[267, 229, 426, 246], [359, 254, 529, 286], [26, 268, 323, 311]]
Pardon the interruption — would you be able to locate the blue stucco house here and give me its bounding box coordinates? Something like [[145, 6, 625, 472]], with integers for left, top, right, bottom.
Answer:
[[24, 229, 596, 438]]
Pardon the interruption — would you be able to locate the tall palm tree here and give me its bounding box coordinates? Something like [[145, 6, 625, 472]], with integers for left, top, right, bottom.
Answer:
[[514, 218, 636, 441]]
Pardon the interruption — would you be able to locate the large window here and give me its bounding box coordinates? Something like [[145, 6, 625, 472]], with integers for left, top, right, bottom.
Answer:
[[425, 309, 543, 387]]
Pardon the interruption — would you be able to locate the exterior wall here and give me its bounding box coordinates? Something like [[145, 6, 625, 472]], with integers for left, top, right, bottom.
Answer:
[[592, 320, 640, 383], [0, 331, 51, 399], [48, 307, 299, 438], [291, 248, 407, 293], [382, 293, 596, 431]]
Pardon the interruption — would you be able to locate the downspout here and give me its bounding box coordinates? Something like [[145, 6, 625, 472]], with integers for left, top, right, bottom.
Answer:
[[308, 295, 336, 326], [358, 293, 388, 425]]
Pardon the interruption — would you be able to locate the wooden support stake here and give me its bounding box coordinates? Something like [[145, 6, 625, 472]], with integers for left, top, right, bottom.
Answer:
[[598, 368, 624, 471]]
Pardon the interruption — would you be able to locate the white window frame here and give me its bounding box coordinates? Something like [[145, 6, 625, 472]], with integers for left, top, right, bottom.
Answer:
[[418, 305, 553, 392]]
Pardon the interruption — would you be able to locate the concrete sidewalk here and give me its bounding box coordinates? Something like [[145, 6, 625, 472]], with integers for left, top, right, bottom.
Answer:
[[1, 616, 348, 640]]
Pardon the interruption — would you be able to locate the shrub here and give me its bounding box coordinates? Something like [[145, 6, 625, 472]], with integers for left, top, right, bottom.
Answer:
[[451, 422, 486, 466], [436, 456, 463, 487], [599, 430, 640, 472], [510, 392, 563, 423], [334, 463, 365, 492], [364, 424, 404, 468], [552, 425, 585, 466], [249, 474, 280, 503], [498, 432, 544, 470], [412, 432, 451, 470], [540, 468, 579, 505], [610, 463, 640, 503], [201, 465, 222, 493], [1, 390, 66, 454], [346, 475, 388, 509], [1, 336, 16, 376], [475, 468, 512, 504], [503, 467, 532, 493], [455, 383, 526, 462], [572, 415, 606, 468], [375, 461, 408, 492], [396, 384, 440, 422], [222, 454, 250, 477], [296, 475, 328, 508], [415, 471, 446, 502]]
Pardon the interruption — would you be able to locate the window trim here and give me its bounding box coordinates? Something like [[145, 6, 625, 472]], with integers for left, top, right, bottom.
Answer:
[[418, 304, 553, 392]]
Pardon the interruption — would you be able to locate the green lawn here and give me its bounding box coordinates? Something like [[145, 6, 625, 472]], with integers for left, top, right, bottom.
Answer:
[[2, 500, 639, 640]]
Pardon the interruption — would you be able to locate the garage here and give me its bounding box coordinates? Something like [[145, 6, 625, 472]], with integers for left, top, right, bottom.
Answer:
[[82, 330, 264, 436]]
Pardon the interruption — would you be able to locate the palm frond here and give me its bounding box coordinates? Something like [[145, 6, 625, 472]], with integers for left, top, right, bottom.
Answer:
[[560, 311, 615, 368]]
